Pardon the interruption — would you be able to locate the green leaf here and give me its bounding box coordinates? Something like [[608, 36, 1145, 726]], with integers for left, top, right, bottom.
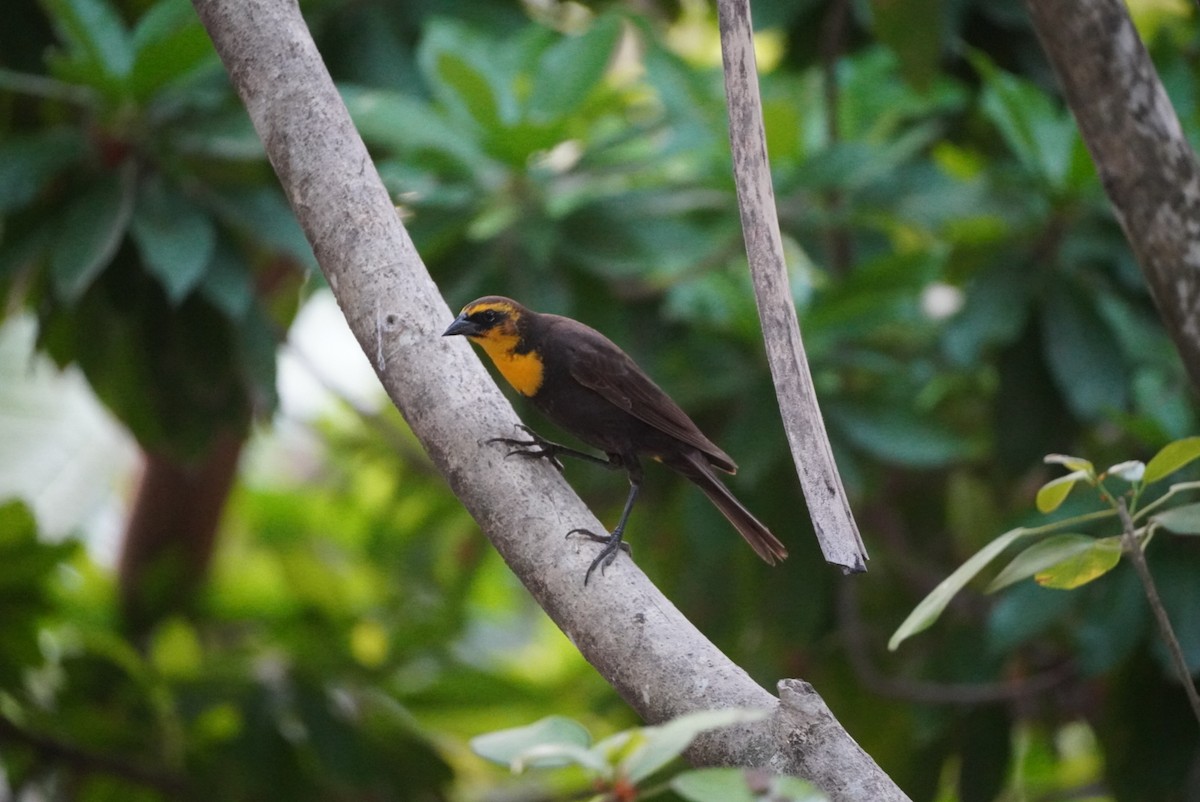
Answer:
[[942, 261, 1031, 365], [1144, 436, 1200, 484], [130, 174, 216, 302], [43, 0, 134, 88], [1040, 283, 1129, 420], [987, 581, 1076, 654], [342, 85, 494, 175], [1044, 453, 1095, 475], [470, 715, 592, 768], [206, 187, 315, 268], [829, 404, 973, 468], [50, 165, 137, 303], [986, 534, 1100, 592], [0, 222, 54, 282], [870, 0, 942, 91], [1152, 502, 1200, 536], [438, 52, 502, 129], [199, 239, 255, 320], [672, 768, 826, 802], [418, 21, 515, 131], [128, 0, 216, 101], [509, 743, 609, 775], [0, 500, 76, 686], [1034, 536, 1122, 589], [1035, 470, 1090, 513], [772, 776, 829, 802], [672, 768, 760, 802], [0, 129, 88, 213], [0, 501, 38, 549], [621, 708, 769, 784], [889, 527, 1028, 650], [149, 616, 203, 679], [527, 16, 621, 123], [972, 51, 1076, 188]]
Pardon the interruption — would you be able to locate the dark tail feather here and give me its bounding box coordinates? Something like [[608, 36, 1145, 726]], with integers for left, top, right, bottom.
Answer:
[[673, 451, 788, 565]]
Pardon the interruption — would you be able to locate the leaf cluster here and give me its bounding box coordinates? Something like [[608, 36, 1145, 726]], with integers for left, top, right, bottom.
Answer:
[[890, 438, 1200, 651], [1, 0, 315, 455], [471, 709, 823, 802]]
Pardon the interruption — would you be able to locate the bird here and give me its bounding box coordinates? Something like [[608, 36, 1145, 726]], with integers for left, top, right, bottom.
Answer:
[[443, 296, 788, 584]]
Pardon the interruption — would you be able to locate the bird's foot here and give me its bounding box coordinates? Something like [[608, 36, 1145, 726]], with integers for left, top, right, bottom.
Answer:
[[567, 527, 631, 585], [488, 424, 566, 473]]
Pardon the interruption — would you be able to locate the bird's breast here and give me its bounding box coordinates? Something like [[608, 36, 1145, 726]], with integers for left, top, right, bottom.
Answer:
[[475, 334, 545, 396]]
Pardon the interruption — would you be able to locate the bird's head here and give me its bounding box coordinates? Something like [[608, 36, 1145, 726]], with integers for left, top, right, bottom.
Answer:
[[444, 296, 543, 395], [442, 296, 527, 343]]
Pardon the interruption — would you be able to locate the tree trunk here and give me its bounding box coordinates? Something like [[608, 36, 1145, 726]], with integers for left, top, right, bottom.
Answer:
[[118, 431, 244, 636]]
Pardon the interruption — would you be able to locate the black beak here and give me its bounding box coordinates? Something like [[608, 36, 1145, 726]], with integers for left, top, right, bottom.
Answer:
[[442, 313, 479, 338]]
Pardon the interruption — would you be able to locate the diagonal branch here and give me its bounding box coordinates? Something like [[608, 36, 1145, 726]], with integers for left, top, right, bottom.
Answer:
[[189, 0, 904, 797]]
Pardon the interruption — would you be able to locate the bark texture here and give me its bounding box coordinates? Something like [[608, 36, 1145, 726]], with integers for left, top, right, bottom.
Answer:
[[190, 0, 904, 797], [1027, 0, 1200, 391], [717, 0, 868, 573]]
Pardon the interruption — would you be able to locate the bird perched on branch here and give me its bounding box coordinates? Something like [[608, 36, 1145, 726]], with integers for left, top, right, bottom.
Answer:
[[443, 296, 788, 584]]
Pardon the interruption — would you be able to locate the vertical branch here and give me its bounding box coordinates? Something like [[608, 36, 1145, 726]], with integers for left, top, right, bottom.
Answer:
[[819, 0, 854, 275], [1116, 500, 1200, 725], [716, 0, 868, 573]]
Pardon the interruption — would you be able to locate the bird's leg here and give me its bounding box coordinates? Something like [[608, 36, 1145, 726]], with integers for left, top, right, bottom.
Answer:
[[489, 424, 621, 474], [569, 460, 643, 585]]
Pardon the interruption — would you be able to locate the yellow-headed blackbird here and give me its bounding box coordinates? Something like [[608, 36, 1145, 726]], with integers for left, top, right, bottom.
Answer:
[[444, 296, 788, 583]]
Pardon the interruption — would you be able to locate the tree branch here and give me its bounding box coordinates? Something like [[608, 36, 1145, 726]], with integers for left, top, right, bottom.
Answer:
[[1025, 0, 1200, 391], [716, 0, 868, 574], [1116, 500, 1200, 725], [0, 715, 183, 794], [189, 0, 903, 797]]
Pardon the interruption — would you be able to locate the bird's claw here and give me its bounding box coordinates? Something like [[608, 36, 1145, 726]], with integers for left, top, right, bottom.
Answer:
[[487, 425, 565, 473], [568, 527, 631, 585]]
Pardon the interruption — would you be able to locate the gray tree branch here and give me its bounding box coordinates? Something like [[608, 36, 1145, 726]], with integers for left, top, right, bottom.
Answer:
[[1026, 0, 1200, 391], [717, 0, 868, 574], [189, 0, 904, 797]]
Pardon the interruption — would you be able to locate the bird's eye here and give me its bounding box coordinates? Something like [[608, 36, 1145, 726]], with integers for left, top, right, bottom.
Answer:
[[480, 310, 498, 324]]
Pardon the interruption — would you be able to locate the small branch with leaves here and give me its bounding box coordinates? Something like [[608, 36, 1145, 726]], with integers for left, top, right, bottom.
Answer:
[[470, 708, 825, 802], [889, 437, 1200, 726]]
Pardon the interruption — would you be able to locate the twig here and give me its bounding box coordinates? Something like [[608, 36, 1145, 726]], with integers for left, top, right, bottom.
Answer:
[[0, 714, 184, 793], [1116, 499, 1200, 726], [818, 0, 854, 276], [837, 581, 1075, 705]]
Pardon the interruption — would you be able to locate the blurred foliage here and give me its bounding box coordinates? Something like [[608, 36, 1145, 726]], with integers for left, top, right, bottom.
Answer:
[[0, 0, 313, 457], [470, 709, 826, 801], [2, 0, 1200, 800]]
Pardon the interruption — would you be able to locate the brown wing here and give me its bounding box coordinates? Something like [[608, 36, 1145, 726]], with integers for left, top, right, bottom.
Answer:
[[547, 315, 737, 473]]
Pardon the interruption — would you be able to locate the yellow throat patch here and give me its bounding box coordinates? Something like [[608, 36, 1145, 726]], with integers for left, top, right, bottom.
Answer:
[[471, 329, 544, 397]]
